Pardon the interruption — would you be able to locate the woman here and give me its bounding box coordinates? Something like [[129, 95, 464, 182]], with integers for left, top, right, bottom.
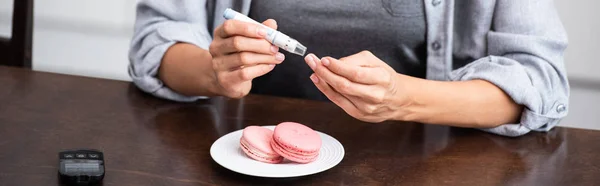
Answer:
[[129, 0, 569, 137]]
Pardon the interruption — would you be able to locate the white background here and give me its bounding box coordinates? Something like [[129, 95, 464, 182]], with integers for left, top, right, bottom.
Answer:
[[0, 0, 598, 130], [0, 0, 136, 81]]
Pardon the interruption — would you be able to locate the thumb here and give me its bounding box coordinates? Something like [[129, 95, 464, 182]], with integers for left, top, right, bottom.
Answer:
[[262, 19, 278, 30]]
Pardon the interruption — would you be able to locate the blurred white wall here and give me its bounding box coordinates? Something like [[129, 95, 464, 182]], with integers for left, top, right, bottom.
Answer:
[[555, 1, 600, 81], [0, 0, 136, 81], [0, 0, 13, 38], [554, 1, 600, 130]]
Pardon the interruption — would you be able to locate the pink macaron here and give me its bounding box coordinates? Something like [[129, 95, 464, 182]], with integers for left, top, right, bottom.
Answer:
[[240, 126, 283, 164], [271, 122, 322, 163]]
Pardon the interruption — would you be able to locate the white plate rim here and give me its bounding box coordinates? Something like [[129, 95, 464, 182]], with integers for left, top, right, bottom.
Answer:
[[210, 125, 345, 178]]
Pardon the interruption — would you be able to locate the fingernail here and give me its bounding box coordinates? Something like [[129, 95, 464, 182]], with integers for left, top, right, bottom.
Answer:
[[305, 55, 316, 70], [270, 45, 278, 53], [257, 28, 267, 37], [269, 64, 276, 69], [312, 55, 320, 66], [322, 58, 330, 66], [310, 74, 319, 83], [275, 52, 285, 61]]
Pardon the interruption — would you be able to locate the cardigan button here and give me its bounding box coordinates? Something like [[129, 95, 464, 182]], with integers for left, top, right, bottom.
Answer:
[[432, 41, 442, 51]]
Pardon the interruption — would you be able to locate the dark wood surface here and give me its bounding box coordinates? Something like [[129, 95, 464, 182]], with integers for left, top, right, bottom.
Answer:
[[0, 66, 599, 186], [0, 0, 34, 68]]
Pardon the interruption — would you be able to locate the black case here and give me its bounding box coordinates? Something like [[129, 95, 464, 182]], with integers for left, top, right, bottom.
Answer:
[[58, 149, 105, 185]]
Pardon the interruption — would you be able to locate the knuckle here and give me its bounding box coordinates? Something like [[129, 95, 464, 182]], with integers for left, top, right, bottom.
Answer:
[[231, 36, 243, 51], [225, 92, 236, 98], [222, 20, 234, 35], [235, 93, 246, 99], [360, 50, 373, 56], [362, 105, 377, 114], [336, 81, 351, 93], [219, 80, 248, 99], [367, 90, 385, 104], [371, 95, 384, 104], [366, 106, 376, 114], [237, 52, 252, 65], [264, 19, 276, 28], [208, 43, 216, 52], [238, 68, 252, 81], [229, 91, 246, 99], [208, 43, 219, 55], [224, 90, 238, 98]]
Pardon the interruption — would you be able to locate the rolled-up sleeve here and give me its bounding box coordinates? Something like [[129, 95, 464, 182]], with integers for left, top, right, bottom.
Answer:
[[449, 0, 569, 136], [128, 0, 212, 102]]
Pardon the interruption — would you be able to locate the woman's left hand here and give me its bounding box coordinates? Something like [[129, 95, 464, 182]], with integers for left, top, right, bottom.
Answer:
[[305, 51, 414, 123]]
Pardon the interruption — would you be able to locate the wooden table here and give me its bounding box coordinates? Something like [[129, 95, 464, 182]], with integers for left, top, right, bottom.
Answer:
[[0, 66, 599, 186]]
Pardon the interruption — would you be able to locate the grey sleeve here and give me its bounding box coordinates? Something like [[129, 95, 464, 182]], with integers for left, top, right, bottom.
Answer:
[[128, 0, 212, 102], [449, 0, 569, 136]]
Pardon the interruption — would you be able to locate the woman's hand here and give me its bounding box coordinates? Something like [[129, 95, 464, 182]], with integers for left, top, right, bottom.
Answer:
[[305, 51, 415, 122], [209, 19, 285, 98], [305, 51, 523, 128]]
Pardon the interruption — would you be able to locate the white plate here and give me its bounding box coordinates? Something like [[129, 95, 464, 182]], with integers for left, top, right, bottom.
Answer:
[[210, 125, 345, 178]]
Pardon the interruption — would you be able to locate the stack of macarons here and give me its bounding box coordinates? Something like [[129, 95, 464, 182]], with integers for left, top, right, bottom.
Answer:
[[239, 122, 322, 164]]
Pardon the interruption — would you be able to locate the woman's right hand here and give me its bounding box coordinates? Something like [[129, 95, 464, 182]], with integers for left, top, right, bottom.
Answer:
[[209, 19, 284, 98]]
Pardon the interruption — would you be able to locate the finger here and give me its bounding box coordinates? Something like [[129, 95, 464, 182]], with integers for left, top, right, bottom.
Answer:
[[309, 74, 363, 118], [217, 20, 268, 39], [320, 57, 386, 85], [339, 50, 377, 67], [314, 58, 385, 102], [262, 19, 278, 30], [216, 52, 285, 70], [218, 36, 278, 55], [304, 53, 319, 71], [311, 74, 387, 123], [223, 64, 276, 82]]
